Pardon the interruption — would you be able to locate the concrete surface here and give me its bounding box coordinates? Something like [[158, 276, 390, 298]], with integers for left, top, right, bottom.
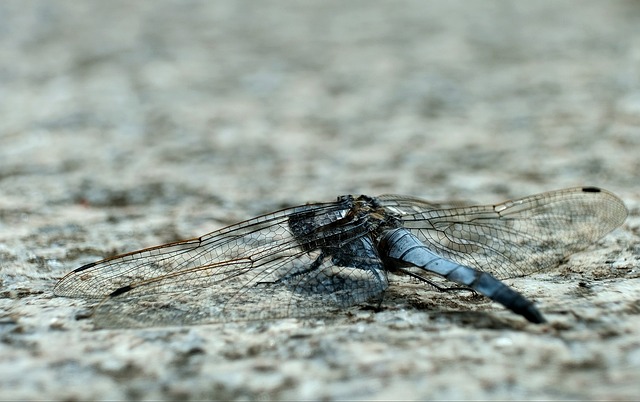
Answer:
[[1, 1, 639, 400]]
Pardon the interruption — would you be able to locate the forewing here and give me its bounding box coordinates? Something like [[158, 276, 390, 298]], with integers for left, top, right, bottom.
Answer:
[[379, 187, 627, 279], [54, 198, 385, 327]]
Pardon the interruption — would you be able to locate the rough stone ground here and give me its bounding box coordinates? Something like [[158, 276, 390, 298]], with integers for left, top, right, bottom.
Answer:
[[1, 1, 639, 400]]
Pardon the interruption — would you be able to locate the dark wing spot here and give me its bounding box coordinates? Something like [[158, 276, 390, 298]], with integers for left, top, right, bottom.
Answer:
[[110, 285, 134, 297], [72, 261, 98, 273], [582, 186, 601, 193]]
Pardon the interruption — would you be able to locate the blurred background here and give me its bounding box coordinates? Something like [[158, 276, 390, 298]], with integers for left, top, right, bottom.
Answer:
[[1, 1, 639, 400], [2, 1, 638, 208]]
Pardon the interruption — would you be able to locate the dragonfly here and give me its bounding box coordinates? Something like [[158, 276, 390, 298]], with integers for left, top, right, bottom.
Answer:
[[54, 186, 627, 328]]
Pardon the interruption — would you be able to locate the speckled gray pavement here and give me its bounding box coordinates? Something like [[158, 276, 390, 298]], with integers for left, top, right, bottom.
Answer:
[[1, 1, 640, 400]]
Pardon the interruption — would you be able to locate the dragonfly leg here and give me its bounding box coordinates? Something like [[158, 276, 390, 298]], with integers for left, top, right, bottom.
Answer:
[[258, 251, 327, 286], [395, 266, 476, 294]]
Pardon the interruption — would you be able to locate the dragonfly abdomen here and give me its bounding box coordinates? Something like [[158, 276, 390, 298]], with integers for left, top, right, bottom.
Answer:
[[378, 228, 546, 323]]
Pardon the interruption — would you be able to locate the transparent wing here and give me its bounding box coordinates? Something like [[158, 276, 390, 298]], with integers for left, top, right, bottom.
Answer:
[[54, 198, 387, 328], [378, 187, 627, 279]]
